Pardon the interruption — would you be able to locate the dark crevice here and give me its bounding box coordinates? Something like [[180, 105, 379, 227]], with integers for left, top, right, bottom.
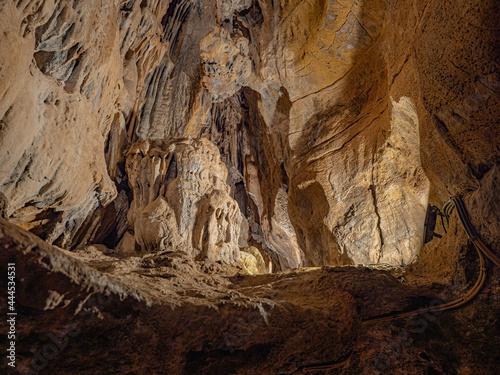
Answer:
[[164, 154, 178, 189]]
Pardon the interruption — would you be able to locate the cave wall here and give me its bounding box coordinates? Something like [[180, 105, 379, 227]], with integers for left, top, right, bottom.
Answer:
[[0, 0, 498, 269], [0, 0, 170, 248]]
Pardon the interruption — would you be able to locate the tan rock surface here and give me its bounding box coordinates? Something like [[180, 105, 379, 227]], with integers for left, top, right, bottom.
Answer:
[[0, 1, 499, 372], [0, 0, 169, 248], [0, 0, 498, 269], [125, 137, 243, 264]]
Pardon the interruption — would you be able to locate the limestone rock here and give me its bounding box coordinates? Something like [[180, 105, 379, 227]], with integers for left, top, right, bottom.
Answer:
[[239, 246, 268, 274], [0, 0, 498, 274], [0, 0, 169, 248], [200, 26, 254, 102], [2, 218, 498, 374], [0, 1, 499, 374], [134, 197, 182, 253], [192, 189, 242, 263], [126, 137, 243, 264], [216, 0, 252, 22]]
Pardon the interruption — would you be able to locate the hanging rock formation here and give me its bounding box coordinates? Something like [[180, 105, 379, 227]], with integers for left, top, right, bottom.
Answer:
[[124, 137, 243, 264], [0, 0, 499, 373], [3, 0, 496, 269]]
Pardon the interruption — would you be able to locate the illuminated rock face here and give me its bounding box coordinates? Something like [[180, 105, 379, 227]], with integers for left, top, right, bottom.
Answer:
[[0, 0, 168, 249], [125, 137, 242, 263], [0, 1, 499, 375], [0, 0, 499, 270]]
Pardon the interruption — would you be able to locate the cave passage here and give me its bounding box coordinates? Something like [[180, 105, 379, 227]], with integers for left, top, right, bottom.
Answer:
[[0, 0, 499, 374]]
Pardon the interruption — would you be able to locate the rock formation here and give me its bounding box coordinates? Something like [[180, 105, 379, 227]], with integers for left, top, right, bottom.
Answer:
[[124, 137, 243, 264], [1, 218, 499, 374], [3, 0, 498, 269], [0, 0, 499, 374]]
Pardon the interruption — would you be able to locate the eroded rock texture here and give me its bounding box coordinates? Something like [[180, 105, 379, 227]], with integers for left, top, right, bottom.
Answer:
[[124, 137, 243, 264], [0, 0, 499, 373], [1, 219, 499, 374], [0, 0, 167, 249], [2, 0, 498, 269]]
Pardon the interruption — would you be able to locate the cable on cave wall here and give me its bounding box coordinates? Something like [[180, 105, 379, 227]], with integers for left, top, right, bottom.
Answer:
[[295, 196, 499, 373]]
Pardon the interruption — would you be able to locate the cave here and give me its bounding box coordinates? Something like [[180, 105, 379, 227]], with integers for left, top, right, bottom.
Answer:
[[1, 0, 499, 374]]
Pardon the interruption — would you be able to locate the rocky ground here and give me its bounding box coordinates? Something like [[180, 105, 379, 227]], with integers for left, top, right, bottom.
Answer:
[[1, 218, 499, 374]]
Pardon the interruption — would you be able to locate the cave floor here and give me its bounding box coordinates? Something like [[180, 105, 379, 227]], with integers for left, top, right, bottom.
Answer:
[[1, 218, 499, 374]]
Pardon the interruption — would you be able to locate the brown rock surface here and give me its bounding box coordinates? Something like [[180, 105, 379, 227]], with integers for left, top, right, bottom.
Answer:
[[0, 0, 499, 373], [125, 137, 244, 263], [0, 0, 169, 249], [1, 0, 498, 268], [1, 218, 499, 374]]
